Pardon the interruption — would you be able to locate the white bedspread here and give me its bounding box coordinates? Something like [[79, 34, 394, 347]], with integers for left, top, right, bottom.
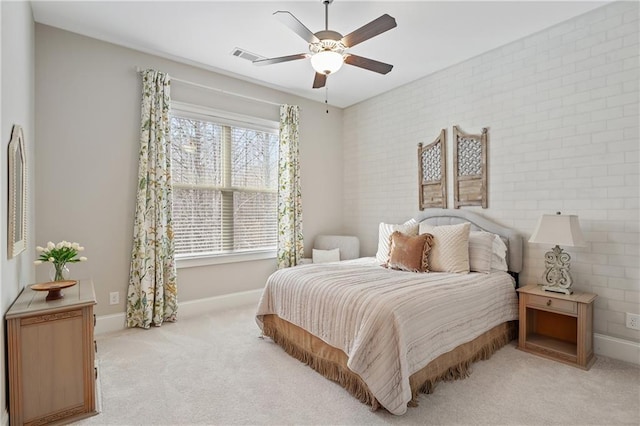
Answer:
[[255, 258, 519, 415]]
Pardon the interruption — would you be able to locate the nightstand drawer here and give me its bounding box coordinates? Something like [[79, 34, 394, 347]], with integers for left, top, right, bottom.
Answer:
[[528, 294, 577, 314]]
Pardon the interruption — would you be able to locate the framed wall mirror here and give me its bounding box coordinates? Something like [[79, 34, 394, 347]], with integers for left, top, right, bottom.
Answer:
[[8, 125, 27, 259]]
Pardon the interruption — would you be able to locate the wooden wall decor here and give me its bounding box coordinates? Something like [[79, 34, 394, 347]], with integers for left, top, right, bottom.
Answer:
[[453, 125, 488, 209], [418, 129, 447, 210]]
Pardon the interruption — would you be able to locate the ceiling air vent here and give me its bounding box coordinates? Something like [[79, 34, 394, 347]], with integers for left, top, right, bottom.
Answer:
[[231, 48, 264, 62]]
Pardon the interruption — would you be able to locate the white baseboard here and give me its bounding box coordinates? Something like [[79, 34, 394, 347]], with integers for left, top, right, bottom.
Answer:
[[95, 288, 263, 335], [95, 312, 126, 335], [594, 333, 640, 365], [179, 288, 262, 318]]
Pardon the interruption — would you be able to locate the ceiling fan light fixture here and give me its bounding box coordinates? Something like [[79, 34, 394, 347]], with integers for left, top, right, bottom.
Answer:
[[311, 50, 344, 75], [254, 1, 397, 89]]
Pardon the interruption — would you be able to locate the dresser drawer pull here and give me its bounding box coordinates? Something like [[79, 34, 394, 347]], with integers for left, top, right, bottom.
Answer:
[[93, 314, 96, 327], [94, 367, 98, 380], [94, 340, 97, 353], [547, 299, 552, 306]]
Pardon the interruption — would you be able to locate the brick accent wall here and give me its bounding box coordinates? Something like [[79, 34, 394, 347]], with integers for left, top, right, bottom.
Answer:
[[343, 1, 639, 342]]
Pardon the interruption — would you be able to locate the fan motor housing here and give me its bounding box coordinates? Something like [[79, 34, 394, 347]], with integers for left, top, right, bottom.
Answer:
[[314, 30, 342, 41], [310, 31, 346, 55]]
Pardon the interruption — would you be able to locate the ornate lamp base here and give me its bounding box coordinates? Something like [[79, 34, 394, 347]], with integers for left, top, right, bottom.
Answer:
[[541, 245, 574, 295], [542, 284, 572, 295]]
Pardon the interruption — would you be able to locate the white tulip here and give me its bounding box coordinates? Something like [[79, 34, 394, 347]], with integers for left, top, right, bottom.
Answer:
[[34, 260, 43, 265], [48, 257, 55, 262], [72, 243, 80, 250], [79, 256, 88, 262], [56, 242, 63, 249], [36, 246, 44, 252], [47, 241, 55, 250], [78, 246, 85, 251]]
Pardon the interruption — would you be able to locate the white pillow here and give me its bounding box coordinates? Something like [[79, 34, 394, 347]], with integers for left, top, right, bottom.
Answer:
[[312, 248, 340, 263], [491, 234, 509, 271], [419, 222, 471, 273], [469, 231, 494, 274], [375, 219, 419, 264]]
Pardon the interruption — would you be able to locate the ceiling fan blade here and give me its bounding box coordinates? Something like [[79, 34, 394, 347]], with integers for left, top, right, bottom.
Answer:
[[344, 54, 393, 74], [312, 73, 327, 89], [253, 53, 309, 66], [274, 11, 320, 44], [341, 14, 397, 48]]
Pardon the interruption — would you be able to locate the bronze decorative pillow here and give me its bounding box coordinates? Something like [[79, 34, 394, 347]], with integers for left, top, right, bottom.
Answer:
[[385, 231, 434, 273]]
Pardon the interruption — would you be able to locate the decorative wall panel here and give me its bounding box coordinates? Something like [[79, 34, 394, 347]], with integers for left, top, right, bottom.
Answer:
[[418, 129, 447, 210], [453, 125, 488, 209]]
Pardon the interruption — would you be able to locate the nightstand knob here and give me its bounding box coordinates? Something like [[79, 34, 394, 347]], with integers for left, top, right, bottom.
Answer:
[[546, 299, 552, 306]]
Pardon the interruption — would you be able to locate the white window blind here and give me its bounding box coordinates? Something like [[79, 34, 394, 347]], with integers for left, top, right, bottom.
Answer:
[[169, 104, 278, 258]]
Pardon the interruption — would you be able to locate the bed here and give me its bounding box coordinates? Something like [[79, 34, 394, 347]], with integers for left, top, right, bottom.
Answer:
[[256, 209, 522, 415]]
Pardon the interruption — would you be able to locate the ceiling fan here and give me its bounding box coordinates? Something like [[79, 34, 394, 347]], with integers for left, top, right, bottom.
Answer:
[[253, 0, 397, 89]]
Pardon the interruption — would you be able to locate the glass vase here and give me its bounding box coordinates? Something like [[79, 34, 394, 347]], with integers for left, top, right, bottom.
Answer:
[[49, 263, 70, 282]]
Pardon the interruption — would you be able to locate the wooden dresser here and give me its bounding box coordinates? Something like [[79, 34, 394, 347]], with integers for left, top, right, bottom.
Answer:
[[6, 279, 98, 425]]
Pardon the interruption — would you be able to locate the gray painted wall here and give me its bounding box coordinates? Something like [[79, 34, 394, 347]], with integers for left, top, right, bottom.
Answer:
[[1, 1, 36, 420], [34, 24, 344, 317]]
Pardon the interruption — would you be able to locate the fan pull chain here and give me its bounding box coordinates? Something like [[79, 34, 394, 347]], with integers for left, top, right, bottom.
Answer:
[[325, 85, 329, 114]]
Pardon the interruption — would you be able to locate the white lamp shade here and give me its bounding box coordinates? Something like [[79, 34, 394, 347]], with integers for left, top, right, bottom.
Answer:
[[310, 50, 344, 75], [529, 214, 586, 247]]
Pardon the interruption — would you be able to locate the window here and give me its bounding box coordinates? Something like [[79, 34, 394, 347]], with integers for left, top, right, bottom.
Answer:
[[169, 102, 279, 261]]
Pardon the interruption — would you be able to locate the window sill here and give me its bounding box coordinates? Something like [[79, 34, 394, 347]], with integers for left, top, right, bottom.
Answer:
[[176, 250, 276, 269]]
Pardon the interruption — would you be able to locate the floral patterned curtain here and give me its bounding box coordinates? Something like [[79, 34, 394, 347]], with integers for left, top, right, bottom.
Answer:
[[126, 69, 178, 328], [277, 105, 304, 268]]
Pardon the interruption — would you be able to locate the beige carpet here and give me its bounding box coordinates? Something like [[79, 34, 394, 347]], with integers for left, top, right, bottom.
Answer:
[[79, 305, 640, 425]]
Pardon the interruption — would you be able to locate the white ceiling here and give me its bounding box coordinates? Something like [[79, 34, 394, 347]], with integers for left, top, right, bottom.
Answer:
[[31, 1, 607, 108]]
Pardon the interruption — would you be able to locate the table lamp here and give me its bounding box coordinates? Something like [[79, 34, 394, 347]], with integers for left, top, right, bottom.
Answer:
[[529, 212, 586, 295]]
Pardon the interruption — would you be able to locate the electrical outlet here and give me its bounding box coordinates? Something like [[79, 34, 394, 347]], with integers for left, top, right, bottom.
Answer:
[[626, 313, 640, 331], [109, 292, 120, 305]]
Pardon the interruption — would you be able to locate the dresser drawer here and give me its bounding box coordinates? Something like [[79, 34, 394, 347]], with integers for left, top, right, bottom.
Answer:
[[528, 294, 577, 315]]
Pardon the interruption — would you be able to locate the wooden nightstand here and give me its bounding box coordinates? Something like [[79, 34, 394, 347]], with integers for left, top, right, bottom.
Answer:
[[517, 284, 597, 370]]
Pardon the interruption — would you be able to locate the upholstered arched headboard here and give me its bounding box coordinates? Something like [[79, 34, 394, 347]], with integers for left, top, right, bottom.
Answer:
[[413, 209, 523, 278]]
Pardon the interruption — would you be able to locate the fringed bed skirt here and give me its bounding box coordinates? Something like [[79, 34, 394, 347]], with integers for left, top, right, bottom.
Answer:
[[262, 315, 516, 413]]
